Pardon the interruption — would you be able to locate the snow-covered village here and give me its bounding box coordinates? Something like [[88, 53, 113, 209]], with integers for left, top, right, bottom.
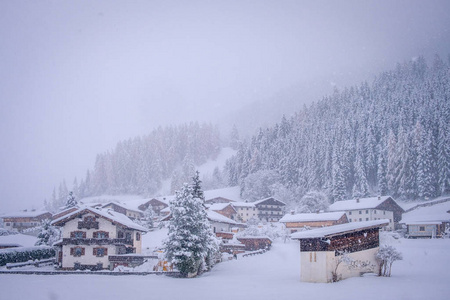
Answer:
[[1, 1, 450, 300]]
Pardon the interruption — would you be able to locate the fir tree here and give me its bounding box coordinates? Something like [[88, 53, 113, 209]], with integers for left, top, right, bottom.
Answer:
[[65, 191, 77, 209], [35, 219, 60, 246], [164, 179, 219, 277]]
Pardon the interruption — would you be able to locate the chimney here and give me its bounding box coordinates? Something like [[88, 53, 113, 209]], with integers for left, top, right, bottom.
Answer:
[[290, 210, 295, 215], [378, 196, 381, 201], [356, 198, 360, 203]]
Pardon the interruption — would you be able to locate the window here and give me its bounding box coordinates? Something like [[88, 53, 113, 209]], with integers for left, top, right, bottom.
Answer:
[[359, 211, 362, 214], [419, 226, 425, 231], [118, 231, 124, 239], [93, 247, 108, 257], [93, 231, 109, 239], [366, 210, 369, 214], [71, 231, 86, 239], [349, 211, 352, 215], [366, 218, 369, 221], [71, 247, 85, 257], [383, 211, 386, 215], [374, 210, 377, 214], [136, 232, 140, 241], [359, 218, 362, 222], [349, 219, 352, 222]]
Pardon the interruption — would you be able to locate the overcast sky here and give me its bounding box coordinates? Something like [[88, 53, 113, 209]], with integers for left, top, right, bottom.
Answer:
[[1, 0, 450, 213]]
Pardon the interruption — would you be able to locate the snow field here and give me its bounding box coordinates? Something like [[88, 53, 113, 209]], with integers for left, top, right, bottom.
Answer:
[[1, 237, 449, 300]]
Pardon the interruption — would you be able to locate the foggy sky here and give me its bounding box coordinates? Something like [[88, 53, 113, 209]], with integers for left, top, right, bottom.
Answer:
[[1, 0, 450, 213]]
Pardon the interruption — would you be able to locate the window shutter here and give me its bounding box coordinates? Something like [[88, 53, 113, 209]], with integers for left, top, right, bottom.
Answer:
[[82, 232, 86, 238], [105, 232, 109, 238], [70, 248, 74, 255], [81, 248, 85, 255], [93, 248, 97, 256], [93, 232, 98, 238], [104, 248, 108, 255], [70, 232, 75, 238]]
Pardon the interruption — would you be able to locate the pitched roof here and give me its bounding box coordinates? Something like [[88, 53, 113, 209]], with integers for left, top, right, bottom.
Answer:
[[253, 197, 286, 206], [2, 210, 51, 218], [400, 201, 450, 224], [279, 211, 346, 223], [328, 196, 394, 211], [231, 202, 256, 208], [51, 206, 146, 232], [291, 219, 389, 239], [208, 203, 235, 212]]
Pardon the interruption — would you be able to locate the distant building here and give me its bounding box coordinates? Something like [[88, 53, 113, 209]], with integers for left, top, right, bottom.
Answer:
[[205, 197, 236, 205], [400, 200, 450, 238], [279, 211, 348, 233], [2, 210, 52, 232], [102, 202, 144, 220], [208, 203, 238, 221], [232, 202, 258, 223], [254, 197, 286, 222], [291, 220, 389, 283], [328, 196, 404, 230]]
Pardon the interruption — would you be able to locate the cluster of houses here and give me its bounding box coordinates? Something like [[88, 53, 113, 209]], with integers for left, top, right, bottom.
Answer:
[[1, 194, 449, 283]]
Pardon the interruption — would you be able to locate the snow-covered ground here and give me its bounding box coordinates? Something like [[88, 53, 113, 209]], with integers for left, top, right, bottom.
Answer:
[[1, 232, 449, 300]]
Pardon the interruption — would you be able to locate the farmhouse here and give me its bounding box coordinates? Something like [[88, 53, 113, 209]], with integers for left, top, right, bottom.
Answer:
[[279, 211, 348, 233], [254, 197, 286, 222], [208, 203, 238, 220], [205, 197, 236, 205], [2, 210, 52, 233], [52, 207, 146, 270], [328, 196, 404, 230], [291, 219, 389, 283], [232, 202, 258, 223], [102, 202, 144, 220], [400, 200, 450, 238]]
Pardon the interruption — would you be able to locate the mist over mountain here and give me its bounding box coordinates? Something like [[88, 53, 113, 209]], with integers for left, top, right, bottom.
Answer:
[[225, 55, 450, 206]]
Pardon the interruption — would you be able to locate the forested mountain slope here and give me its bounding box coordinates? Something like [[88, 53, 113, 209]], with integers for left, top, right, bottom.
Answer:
[[48, 123, 221, 212], [225, 56, 450, 203]]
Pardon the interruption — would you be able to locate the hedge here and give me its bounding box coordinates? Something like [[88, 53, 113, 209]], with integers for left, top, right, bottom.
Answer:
[[0, 246, 55, 266]]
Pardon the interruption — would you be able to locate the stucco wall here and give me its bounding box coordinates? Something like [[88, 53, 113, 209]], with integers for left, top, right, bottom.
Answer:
[[347, 210, 394, 230], [62, 213, 117, 239], [61, 244, 115, 269], [300, 248, 379, 283]]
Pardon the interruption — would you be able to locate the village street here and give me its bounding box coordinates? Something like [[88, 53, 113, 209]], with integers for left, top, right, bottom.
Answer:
[[1, 236, 449, 300]]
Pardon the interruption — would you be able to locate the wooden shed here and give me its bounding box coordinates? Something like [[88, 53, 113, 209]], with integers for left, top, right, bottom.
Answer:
[[291, 219, 389, 283]]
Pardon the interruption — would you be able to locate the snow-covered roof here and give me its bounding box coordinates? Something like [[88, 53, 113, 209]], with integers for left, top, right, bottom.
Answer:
[[291, 219, 389, 239], [2, 210, 51, 218], [51, 206, 147, 232], [328, 196, 392, 211], [102, 202, 143, 214], [208, 203, 234, 211], [207, 210, 242, 226], [400, 201, 450, 224], [231, 202, 256, 208], [0, 233, 38, 247], [279, 211, 346, 223], [253, 197, 286, 206]]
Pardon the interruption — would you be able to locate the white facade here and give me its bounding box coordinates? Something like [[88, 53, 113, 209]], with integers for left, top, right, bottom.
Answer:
[[300, 248, 379, 283], [346, 209, 394, 230], [54, 209, 144, 270], [233, 204, 258, 223]]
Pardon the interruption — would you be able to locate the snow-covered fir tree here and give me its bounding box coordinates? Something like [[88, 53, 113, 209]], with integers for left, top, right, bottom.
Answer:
[[35, 219, 60, 247], [164, 173, 219, 277], [224, 56, 450, 203], [65, 191, 77, 209]]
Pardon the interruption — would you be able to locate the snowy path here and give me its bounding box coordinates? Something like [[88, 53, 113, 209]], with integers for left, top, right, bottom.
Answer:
[[1, 239, 449, 300]]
